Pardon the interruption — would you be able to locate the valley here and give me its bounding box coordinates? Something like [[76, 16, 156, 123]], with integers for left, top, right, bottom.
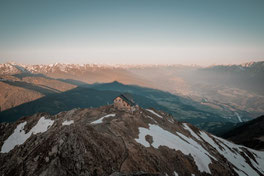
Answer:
[[1, 62, 263, 136]]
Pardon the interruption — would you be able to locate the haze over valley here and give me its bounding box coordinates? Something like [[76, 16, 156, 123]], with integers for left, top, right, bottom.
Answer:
[[0, 61, 263, 136]]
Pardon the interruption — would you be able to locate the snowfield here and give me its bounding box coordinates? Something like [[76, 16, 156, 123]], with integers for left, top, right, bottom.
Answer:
[[135, 123, 264, 176], [199, 131, 264, 176], [182, 123, 201, 141], [1, 117, 54, 153], [135, 124, 214, 174], [91, 114, 116, 124]]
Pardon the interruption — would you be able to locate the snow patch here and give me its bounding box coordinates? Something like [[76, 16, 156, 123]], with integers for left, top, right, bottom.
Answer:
[[223, 116, 232, 119], [1, 117, 54, 153], [173, 171, 179, 176], [183, 123, 201, 141], [146, 115, 158, 123], [135, 124, 214, 174], [168, 118, 174, 123], [62, 120, 74, 126], [146, 109, 163, 118], [199, 131, 217, 148], [91, 114, 116, 124], [235, 112, 243, 122], [199, 131, 264, 176]]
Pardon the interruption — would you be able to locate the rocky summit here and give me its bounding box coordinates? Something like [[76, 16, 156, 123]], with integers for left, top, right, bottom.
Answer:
[[0, 105, 264, 176]]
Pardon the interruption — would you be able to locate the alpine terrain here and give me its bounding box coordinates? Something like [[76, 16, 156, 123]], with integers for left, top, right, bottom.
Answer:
[[222, 115, 264, 150], [1, 1, 264, 175], [0, 105, 263, 176], [1, 62, 264, 135]]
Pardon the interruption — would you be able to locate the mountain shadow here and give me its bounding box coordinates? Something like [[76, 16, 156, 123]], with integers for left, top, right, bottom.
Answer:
[[57, 78, 88, 86], [1, 80, 249, 136], [12, 72, 50, 80], [1, 81, 232, 128], [86, 81, 243, 122], [0, 86, 163, 122], [2, 80, 61, 95]]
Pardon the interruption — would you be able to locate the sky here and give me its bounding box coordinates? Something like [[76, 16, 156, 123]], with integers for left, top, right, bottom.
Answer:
[[0, 0, 264, 65]]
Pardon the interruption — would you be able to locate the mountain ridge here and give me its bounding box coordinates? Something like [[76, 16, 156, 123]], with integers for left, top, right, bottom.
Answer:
[[0, 105, 263, 176], [222, 115, 264, 150]]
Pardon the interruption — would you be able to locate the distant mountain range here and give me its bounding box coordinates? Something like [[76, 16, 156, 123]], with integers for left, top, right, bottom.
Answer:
[[0, 61, 263, 135], [206, 61, 264, 73], [195, 61, 264, 95], [1, 105, 263, 175], [1, 61, 263, 75]]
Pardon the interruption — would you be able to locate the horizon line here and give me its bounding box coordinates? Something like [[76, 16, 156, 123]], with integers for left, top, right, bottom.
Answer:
[[1, 60, 263, 68]]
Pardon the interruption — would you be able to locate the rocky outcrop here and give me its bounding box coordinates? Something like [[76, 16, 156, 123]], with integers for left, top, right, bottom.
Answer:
[[0, 106, 264, 176]]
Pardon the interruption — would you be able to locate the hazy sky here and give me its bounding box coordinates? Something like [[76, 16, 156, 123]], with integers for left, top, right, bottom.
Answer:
[[0, 0, 264, 65]]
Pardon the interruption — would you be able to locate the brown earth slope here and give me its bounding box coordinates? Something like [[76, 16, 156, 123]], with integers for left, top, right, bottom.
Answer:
[[0, 75, 76, 111]]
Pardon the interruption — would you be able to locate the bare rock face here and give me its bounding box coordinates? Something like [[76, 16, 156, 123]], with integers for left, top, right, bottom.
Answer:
[[0, 106, 264, 176]]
